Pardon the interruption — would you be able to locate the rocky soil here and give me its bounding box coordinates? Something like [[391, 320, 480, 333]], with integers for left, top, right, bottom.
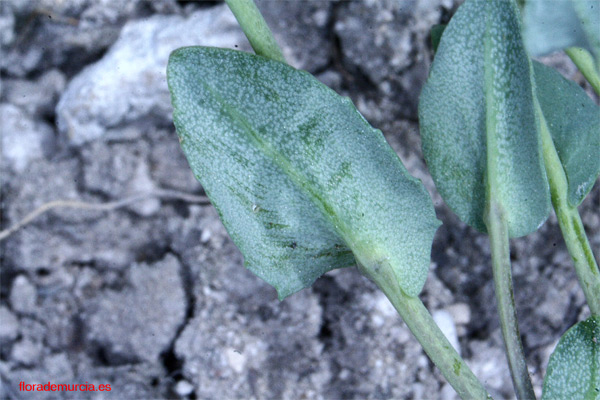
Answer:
[[1, 1, 598, 399]]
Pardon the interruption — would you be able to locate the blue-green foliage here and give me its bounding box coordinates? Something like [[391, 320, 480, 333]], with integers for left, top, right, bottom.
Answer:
[[168, 47, 440, 299], [419, 0, 550, 237]]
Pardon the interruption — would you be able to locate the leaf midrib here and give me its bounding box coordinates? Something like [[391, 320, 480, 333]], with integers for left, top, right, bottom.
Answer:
[[483, 0, 498, 206]]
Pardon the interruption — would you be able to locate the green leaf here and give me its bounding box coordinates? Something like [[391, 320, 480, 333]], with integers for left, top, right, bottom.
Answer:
[[533, 61, 600, 207], [572, 1, 600, 62], [167, 47, 440, 299], [419, 0, 550, 237], [523, 0, 600, 66], [542, 316, 600, 400]]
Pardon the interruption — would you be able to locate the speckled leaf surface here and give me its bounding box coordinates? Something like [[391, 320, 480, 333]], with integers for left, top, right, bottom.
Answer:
[[167, 47, 440, 299], [523, 0, 600, 66], [542, 316, 600, 400], [419, 0, 550, 237], [533, 62, 600, 207]]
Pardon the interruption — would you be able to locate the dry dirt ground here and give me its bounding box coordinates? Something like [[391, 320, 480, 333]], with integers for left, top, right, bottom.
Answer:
[[1, 1, 598, 399]]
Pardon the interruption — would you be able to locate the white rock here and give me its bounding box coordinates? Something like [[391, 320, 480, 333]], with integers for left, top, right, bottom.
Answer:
[[0, 10, 15, 47], [469, 339, 513, 395], [11, 339, 42, 366], [10, 275, 37, 314], [225, 348, 246, 373], [44, 353, 74, 381], [175, 380, 194, 396], [85, 254, 186, 364], [56, 5, 250, 145], [0, 306, 19, 341], [1, 104, 54, 173], [200, 229, 212, 243], [447, 303, 471, 325], [373, 292, 397, 318], [432, 309, 460, 355], [127, 162, 161, 217], [3, 70, 66, 117]]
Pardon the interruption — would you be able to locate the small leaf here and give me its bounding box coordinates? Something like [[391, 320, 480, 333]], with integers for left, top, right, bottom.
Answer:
[[523, 0, 600, 66], [167, 47, 440, 299], [533, 61, 600, 207], [542, 316, 600, 400], [419, 0, 550, 237]]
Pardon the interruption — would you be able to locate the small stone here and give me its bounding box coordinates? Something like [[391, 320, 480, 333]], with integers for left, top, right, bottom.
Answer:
[[175, 380, 194, 396], [313, 9, 328, 28], [447, 303, 471, 325], [10, 275, 37, 315], [2, 69, 66, 117], [0, 9, 15, 47], [373, 292, 397, 318], [80, 139, 159, 216], [469, 340, 514, 397], [339, 369, 351, 380], [0, 306, 19, 342], [84, 254, 186, 363], [412, 383, 425, 399], [11, 339, 42, 366], [150, 136, 202, 192], [432, 309, 460, 355], [43, 353, 74, 381], [370, 313, 385, 328], [200, 229, 212, 243], [126, 162, 161, 217], [225, 348, 246, 373], [1, 104, 55, 173], [537, 285, 570, 328]]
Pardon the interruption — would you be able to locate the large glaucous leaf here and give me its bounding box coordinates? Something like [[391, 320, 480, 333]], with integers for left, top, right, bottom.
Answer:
[[167, 47, 440, 299], [419, 0, 550, 237], [523, 0, 600, 66], [542, 316, 599, 400], [533, 62, 600, 207]]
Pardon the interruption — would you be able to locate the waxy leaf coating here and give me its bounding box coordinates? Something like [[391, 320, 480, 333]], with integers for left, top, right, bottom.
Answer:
[[542, 316, 600, 400], [168, 47, 440, 299], [419, 0, 550, 237], [523, 0, 600, 66], [533, 62, 600, 207]]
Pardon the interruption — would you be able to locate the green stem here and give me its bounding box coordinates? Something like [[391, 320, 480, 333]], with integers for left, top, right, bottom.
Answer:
[[361, 266, 491, 399], [565, 47, 600, 96], [484, 202, 536, 400], [537, 101, 600, 316], [225, 0, 286, 63]]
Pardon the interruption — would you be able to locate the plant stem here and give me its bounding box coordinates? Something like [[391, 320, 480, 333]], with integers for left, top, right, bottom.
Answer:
[[225, 0, 286, 63], [536, 101, 600, 316], [363, 269, 491, 399], [565, 47, 600, 96], [483, 16, 535, 397], [484, 202, 536, 400]]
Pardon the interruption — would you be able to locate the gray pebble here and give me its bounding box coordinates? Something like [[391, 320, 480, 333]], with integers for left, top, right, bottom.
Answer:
[[9, 275, 37, 315], [0, 307, 19, 342]]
